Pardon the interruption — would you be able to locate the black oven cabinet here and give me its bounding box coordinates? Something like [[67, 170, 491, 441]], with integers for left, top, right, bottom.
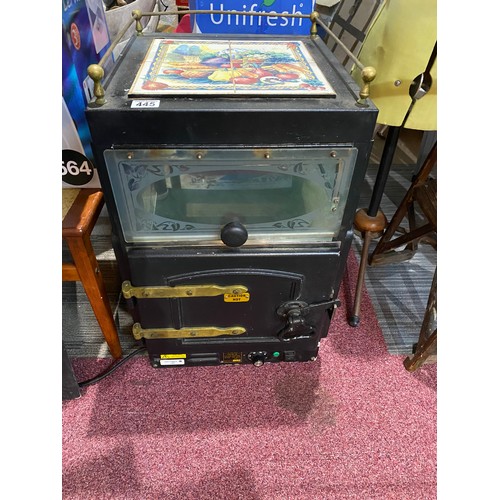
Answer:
[[86, 33, 378, 368]]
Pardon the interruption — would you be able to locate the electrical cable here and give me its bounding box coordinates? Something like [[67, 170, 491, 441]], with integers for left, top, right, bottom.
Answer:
[[77, 345, 147, 388]]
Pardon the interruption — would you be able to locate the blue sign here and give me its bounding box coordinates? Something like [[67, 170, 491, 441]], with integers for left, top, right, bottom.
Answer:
[[189, 0, 316, 35]]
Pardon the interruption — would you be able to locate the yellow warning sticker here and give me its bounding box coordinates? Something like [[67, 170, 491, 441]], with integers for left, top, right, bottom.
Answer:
[[160, 354, 187, 359], [222, 352, 243, 363], [224, 293, 250, 303]]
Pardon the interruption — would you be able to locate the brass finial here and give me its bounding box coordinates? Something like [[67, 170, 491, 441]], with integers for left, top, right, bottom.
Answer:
[[87, 64, 106, 106], [132, 9, 143, 34], [309, 11, 319, 38], [356, 66, 376, 107]]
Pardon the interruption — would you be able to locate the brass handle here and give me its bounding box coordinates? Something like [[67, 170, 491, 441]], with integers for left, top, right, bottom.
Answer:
[[122, 281, 248, 299], [132, 323, 246, 340]]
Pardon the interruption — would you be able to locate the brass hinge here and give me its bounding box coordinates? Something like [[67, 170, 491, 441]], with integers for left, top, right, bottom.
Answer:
[[132, 323, 247, 340], [122, 281, 248, 299]]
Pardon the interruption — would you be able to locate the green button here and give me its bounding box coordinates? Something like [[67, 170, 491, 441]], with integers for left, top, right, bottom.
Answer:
[[272, 352, 280, 357]]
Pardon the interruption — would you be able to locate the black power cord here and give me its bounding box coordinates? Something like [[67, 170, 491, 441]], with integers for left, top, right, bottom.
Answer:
[[78, 346, 147, 388]]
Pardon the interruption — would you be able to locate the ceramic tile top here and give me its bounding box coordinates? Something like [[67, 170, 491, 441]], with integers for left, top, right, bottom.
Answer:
[[128, 38, 336, 96]]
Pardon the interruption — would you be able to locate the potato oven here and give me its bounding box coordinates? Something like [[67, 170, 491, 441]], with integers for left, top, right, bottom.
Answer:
[[86, 32, 377, 367]]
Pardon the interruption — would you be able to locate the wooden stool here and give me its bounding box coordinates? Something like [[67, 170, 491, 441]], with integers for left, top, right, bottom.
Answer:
[[62, 188, 122, 359]]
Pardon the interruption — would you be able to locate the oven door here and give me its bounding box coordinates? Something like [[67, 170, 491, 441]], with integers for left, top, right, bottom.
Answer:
[[124, 248, 341, 366], [103, 147, 357, 247]]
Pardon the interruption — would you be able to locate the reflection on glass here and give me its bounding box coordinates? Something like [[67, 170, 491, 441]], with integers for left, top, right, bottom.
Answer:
[[103, 148, 357, 245], [138, 171, 327, 226]]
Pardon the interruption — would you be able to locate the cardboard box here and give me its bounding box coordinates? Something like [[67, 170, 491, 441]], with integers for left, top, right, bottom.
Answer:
[[189, 0, 316, 35]]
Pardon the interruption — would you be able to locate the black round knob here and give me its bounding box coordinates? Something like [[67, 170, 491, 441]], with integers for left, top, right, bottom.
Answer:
[[248, 352, 266, 367], [220, 221, 248, 247]]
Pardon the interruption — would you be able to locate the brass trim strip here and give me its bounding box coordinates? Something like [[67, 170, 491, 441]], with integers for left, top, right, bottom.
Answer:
[[132, 323, 246, 340], [122, 281, 248, 299]]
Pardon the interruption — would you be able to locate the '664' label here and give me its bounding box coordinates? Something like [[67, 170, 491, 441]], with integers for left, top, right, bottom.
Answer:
[[62, 150, 95, 186]]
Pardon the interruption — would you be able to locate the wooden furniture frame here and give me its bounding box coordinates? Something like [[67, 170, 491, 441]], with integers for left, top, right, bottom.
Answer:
[[62, 189, 122, 359], [369, 143, 437, 371], [403, 268, 437, 371], [370, 143, 437, 265]]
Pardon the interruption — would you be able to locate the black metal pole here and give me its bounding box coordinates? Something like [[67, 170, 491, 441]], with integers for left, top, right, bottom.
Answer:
[[367, 125, 401, 216], [348, 125, 400, 327]]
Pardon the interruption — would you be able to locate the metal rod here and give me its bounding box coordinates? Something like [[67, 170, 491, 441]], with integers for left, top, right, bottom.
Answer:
[[100, 16, 135, 67], [141, 9, 311, 19], [348, 230, 373, 326], [315, 16, 364, 70], [96, 9, 314, 69], [341, 1, 381, 67]]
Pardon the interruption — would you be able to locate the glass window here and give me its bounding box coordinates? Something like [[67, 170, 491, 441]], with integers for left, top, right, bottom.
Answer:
[[103, 147, 357, 245]]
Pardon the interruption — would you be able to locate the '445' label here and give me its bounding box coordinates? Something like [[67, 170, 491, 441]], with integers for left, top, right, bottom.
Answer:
[[62, 150, 95, 186]]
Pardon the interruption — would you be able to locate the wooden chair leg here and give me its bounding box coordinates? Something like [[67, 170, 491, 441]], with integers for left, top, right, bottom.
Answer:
[[403, 329, 437, 372], [65, 233, 123, 359], [403, 268, 437, 371]]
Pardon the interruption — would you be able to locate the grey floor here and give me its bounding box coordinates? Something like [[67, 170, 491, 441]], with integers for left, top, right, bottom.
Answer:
[[62, 129, 436, 358]]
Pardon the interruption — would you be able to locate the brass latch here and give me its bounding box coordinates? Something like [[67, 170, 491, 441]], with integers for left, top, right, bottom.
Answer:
[[132, 323, 246, 340], [122, 281, 248, 299]]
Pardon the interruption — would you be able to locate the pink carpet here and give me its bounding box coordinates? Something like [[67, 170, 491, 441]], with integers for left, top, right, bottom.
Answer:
[[62, 252, 437, 499]]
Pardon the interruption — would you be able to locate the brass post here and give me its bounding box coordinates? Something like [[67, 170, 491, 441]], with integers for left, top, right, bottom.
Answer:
[[356, 66, 376, 107], [132, 9, 143, 34], [87, 64, 106, 106], [309, 11, 319, 38]]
